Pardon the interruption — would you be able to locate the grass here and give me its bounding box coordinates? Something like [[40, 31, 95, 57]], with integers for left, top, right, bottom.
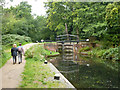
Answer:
[[19, 44, 66, 88], [0, 50, 11, 68], [19, 58, 65, 88]]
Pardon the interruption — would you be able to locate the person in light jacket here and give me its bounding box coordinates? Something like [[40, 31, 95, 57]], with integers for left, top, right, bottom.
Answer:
[[17, 43, 24, 64]]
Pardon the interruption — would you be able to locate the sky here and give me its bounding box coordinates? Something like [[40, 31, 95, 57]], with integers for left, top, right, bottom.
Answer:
[[4, 0, 47, 16], [4, 0, 118, 16]]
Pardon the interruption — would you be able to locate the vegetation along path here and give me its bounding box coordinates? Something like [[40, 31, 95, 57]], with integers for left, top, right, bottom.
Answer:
[[0, 43, 37, 89]]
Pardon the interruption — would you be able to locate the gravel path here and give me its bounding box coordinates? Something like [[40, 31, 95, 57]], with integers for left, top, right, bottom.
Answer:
[[0, 43, 37, 89]]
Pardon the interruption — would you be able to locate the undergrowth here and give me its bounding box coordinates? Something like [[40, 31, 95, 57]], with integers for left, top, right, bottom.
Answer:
[[87, 47, 119, 61]]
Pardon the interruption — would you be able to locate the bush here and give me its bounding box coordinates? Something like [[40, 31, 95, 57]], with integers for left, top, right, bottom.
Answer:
[[25, 48, 34, 58], [2, 34, 32, 46], [25, 45, 45, 61], [79, 46, 91, 52], [87, 47, 119, 61], [25, 44, 59, 61], [102, 47, 119, 60], [96, 49, 106, 58], [1, 46, 11, 68]]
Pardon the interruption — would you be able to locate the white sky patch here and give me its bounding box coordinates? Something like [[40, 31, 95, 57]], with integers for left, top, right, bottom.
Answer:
[[4, 0, 47, 16]]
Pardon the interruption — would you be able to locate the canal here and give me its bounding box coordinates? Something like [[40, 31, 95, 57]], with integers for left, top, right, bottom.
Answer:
[[48, 52, 120, 88]]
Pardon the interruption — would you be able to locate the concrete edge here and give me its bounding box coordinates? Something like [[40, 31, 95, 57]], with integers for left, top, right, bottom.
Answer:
[[46, 54, 60, 58], [48, 63, 76, 89]]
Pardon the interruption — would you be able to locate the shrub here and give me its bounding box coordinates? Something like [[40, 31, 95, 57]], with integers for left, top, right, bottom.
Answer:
[[96, 50, 106, 58], [1, 46, 11, 68], [79, 46, 91, 52], [25, 47, 34, 58], [2, 34, 32, 46], [25, 44, 59, 61], [87, 47, 119, 61], [25, 45, 45, 61], [101, 47, 119, 60]]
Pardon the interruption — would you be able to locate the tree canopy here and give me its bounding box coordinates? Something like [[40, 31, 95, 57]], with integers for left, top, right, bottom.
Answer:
[[2, 1, 54, 41], [45, 2, 120, 46], [2, 1, 120, 46]]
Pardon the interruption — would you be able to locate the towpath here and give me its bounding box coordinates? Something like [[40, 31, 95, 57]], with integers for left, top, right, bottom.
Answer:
[[0, 43, 37, 89]]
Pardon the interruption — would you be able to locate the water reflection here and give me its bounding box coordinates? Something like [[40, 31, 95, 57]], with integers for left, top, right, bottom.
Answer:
[[48, 52, 119, 88]]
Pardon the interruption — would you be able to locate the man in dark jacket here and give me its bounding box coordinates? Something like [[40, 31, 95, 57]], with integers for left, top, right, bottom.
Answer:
[[11, 44, 18, 64]]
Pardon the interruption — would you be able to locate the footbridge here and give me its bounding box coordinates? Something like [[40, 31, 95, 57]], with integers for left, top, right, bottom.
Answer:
[[56, 34, 89, 53]]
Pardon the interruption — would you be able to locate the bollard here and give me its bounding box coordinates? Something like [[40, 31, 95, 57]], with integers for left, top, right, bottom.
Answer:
[[86, 39, 89, 41], [44, 60, 47, 64], [54, 74, 60, 80], [87, 64, 90, 66]]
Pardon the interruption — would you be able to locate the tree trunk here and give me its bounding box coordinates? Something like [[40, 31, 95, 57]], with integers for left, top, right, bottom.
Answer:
[[65, 23, 69, 40], [76, 27, 79, 40]]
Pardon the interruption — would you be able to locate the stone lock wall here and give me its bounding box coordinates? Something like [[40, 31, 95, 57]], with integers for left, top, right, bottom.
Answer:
[[73, 42, 91, 53], [44, 42, 91, 53], [44, 43, 58, 52]]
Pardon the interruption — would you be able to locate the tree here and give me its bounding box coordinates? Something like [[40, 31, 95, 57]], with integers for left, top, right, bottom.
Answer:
[[105, 2, 120, 46], [45, 2, 108, 39]]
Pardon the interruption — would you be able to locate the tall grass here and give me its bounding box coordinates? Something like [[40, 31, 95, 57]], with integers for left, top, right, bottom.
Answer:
[[0, 49, 11, 68]]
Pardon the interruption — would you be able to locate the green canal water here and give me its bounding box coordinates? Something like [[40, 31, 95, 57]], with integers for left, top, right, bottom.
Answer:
[[48, 53, 120, 88]]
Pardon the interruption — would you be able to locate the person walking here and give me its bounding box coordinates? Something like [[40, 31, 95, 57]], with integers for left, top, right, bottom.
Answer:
[[17, 43, 24, 64], [11, 44, 18, 64]]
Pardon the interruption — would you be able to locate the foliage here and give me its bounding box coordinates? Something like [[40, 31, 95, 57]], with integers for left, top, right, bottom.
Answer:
[[2, 34, 32, 46], [2, 1, 120, 46], [79, 46, 91, 52], [88, 47, 119, 61], [45, 2, 107, 37], [105, 2, 120, 46], [2, 1, 54, 41], [102, 47, 119, 60], [0, 46, 11, 68], [25, 44, 59, 59], [45, 2, 120, 46]]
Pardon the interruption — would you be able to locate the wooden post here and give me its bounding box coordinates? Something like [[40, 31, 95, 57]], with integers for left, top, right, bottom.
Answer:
[[76, 27, 79, 40], [65, 23, 69, 40]]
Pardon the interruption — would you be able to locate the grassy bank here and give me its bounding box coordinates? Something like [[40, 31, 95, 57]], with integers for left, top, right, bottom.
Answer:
[[80, 46, 120, 61], [1, 48, 11, 68], [88, 47, 119, 61], [20, 44, 66, 88], [78, 43, 120, 61]]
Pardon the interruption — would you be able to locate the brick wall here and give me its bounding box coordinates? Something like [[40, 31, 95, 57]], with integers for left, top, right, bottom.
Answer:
[[44, 43, 58, 52]]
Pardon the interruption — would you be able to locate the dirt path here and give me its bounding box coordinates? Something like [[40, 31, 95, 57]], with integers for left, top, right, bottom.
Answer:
[[0, 43, 38, 89]]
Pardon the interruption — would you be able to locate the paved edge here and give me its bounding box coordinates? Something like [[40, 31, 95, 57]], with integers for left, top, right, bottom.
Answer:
[[0, 68, 2, 89], [48, 63, 76, 89]]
